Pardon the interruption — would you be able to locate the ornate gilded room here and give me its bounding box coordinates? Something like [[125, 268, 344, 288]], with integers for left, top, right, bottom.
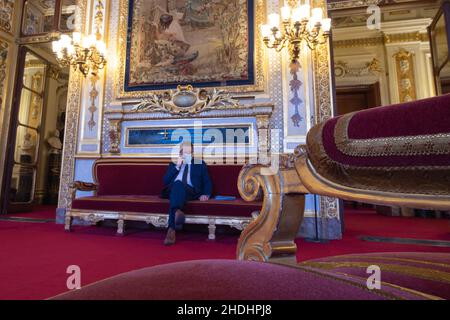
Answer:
[[0, 0, 449, 302]]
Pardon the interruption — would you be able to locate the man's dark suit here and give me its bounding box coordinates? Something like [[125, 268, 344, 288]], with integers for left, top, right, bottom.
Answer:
[[162, 159, 212, 229]]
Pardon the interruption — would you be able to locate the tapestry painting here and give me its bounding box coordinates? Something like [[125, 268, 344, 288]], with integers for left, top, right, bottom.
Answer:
[[125, 0, 254, 91]]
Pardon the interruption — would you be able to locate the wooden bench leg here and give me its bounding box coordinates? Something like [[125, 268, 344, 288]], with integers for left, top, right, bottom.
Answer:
[[117, 218, 125, 236], [208, 220, 216, 241], [64, 214, 72, 232]]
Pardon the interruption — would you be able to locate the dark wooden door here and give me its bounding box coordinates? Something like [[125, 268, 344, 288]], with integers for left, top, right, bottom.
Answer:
[[335, 83, 382, 116]]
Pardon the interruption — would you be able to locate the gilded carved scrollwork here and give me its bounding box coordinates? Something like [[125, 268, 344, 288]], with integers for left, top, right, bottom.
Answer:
[[236, 162, 306, 264], [132, 85, 240, 116]]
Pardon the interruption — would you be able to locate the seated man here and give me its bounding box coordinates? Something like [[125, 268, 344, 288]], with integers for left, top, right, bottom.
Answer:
[[161, 141, 212, 245]]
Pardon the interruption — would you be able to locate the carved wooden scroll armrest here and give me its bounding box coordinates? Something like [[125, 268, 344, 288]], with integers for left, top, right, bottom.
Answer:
[[237, 152, 308, 265], [69, 181, 98, 208], [70, 181, 98, 192]]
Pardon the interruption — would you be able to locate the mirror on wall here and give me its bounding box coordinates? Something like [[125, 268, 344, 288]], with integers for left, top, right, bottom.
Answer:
[[21, 0, 77, 36]]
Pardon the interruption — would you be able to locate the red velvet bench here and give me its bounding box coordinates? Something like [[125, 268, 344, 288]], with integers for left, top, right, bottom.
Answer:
[[65, 158, 262, 239]]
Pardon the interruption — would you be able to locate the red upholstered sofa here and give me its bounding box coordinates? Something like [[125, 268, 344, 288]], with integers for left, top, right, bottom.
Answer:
[[65, 159, 262, 239]]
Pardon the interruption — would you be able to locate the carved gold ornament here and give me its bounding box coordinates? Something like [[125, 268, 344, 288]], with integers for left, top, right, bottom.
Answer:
[[132, 85, 240, 116], [334, 58, 382, 79]]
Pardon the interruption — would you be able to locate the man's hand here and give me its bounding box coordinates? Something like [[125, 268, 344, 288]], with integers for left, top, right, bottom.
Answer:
[[199, 195, 209, 202], [176, 156, 183, 169]]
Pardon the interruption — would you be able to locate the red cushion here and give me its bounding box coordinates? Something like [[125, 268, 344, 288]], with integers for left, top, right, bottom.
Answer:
[[300, 252, 450, 300], [316, 94, 450, 168], [95, 161, 243, 197], [306, 95, 450, 195], [72, 195, 261, 217], [96, 164, 166, 196], [50, 259, 432, 300]]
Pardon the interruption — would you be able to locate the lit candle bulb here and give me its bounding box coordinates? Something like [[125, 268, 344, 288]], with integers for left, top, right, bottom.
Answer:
[[300, 4, 310, 20], [52, 40, 60, 53], [312, 8, 323, 21], [72, 32, 82, 45], [281, 6, 291, 21], [321, 18, 332, 32], [291, 8, 302, 22], [260, 24, 271, 38], [268, 13, 280, 28], [96, 41, 106, 55]]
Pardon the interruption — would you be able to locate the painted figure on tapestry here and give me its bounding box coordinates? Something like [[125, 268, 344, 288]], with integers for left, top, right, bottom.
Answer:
[[127, 0, 251, 88]]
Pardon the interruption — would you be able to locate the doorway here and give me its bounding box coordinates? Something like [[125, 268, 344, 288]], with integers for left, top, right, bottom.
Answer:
[[335, 83, 382, 116], [1, 44, 69, 214]]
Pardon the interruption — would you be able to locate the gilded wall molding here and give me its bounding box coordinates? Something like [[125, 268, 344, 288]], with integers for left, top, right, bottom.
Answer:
[[58, 0, 89, 209], [94, 0, 104, 40], [0, 39, 8, 111], [88, 73, 99, 130], [87, 0, 105, 131], [394, 48, 417, 102], [0, 0, 14, 34], [313, 0, 340, 220], [333, 37, 384, 49]]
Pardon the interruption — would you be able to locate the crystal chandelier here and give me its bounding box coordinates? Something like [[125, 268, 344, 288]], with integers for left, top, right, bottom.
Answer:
[[52, 32, 106, 77], [260, 3, 332, 63]]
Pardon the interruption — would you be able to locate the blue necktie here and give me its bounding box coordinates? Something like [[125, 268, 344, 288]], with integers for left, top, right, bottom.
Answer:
[[182, 164, 189, 185]]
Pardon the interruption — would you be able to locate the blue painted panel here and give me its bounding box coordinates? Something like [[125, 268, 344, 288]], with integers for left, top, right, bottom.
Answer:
[[127, 126, 250, 146], [74, 159, 96, 198]]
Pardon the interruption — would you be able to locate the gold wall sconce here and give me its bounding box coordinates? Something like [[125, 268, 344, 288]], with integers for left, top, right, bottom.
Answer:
[[260, 2, 331, 63], [52, 32, 106, 77]]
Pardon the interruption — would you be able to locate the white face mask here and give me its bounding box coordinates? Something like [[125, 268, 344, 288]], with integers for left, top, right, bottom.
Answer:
[[183, 154, 192, 164]]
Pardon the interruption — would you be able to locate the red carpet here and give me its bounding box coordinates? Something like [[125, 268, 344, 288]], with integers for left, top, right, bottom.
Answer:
[[0, 206, 448, 299], [2, 205, 57, 220]]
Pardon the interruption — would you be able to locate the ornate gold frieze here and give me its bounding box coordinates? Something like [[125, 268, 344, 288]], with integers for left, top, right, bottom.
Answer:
[[384, 31, 429, 44], [327, 0, 380, 11], [333, 32, 429, 50], [132, 85, 240, 116], [333, 37, 384, 49], [334, 58, 382, 78]]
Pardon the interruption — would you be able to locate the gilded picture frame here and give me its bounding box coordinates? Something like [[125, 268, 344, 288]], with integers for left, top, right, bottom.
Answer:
[[116, 0, 265, 98]]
